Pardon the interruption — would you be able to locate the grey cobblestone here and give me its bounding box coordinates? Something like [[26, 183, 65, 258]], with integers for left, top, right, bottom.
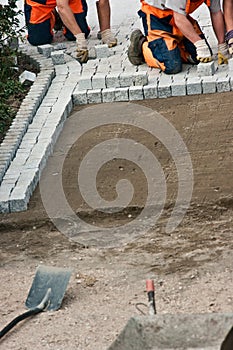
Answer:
[[202, 76, 217, 94], [115, 87, 129, 101], [216, 76, 230, 92], [129, 86, 143, 101], [102, 88, 116, 103], [187, 77, 202, 95], [87, 89, 102, 104], [143, 84, 158, 99], [92, 73, 106, 89]]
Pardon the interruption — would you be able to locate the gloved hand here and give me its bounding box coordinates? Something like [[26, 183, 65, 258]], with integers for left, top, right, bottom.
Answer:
[[228, 38, 233, 56], [194, 39, 212, 63], [75, 33, 88, 64], [218, 42, 230, 65], [101, 29, 117, 48]]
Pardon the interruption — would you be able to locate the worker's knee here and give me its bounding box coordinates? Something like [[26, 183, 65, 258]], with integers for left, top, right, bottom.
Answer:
[[149, 38, 182, 74], [27, 20, 53, 46]]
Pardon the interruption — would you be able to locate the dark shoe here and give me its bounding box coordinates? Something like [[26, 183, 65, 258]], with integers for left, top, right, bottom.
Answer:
[[128, 29, 146, 65]]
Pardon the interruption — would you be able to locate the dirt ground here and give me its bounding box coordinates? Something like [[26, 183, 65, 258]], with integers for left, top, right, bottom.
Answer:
[[0, 93, 233, 349]]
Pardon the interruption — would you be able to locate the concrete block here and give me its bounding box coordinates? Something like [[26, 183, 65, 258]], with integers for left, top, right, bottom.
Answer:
[[102, 88, 116, 103], [186, 76, 202, 95], [95, 44, 109, 58], [106, 73, 120, 88], [78, 74, 93, 90], [37, 44, 54, 58], [87, 89, 102, 104], [19, 70, 36, 84], [73, 89, 88, 105], [216, 76, 230, 92], [143, 84, 158, 99], [92, 73, 106, 89], [88, 46, 97, 59], [119, 72, 134, 87], [115, 87, 129, 101], [158, 75, 172, 98], [108, 314, 233, 350], [202, 76, 217, 94], [197, 61, 215, 76], [129, 86, 143, 101], [51, 50, 65, 65], [171, 76, 186, 96], [133, 72, 148, 86]]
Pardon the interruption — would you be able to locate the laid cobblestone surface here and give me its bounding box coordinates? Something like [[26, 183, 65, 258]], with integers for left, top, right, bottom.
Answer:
[[0, 7, 233, 213]]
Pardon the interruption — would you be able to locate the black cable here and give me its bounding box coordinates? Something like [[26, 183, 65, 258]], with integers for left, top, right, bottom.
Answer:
[[0, 307, 42, 339]]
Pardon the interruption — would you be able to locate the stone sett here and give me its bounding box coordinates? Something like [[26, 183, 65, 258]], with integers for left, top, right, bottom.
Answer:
[[119, 72, 134, 87], [186, 76, 202, 95], [106, 72, 120, 88], [143, 84, 158, 99], [101, 88, 115, 103], [216, 76, 230, 92], [129, 86, 143, 101], [202, 76, 217, 94], [92, 73, 106, 89], [37, 44, 54, 58], [115, 87, 129, 101], [73, 89, 88, 105], [95, 44, 109, 58], [197, 61, 215, 76], [87, 89, 102, 104]]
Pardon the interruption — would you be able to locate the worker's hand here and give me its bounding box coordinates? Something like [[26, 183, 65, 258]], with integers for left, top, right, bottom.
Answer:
[[218, 42, 230, 65], [228, 38, 233, 56], [194, 39, 212, 63], [75, 33, 88, 64], [101, 29, 117, 48]]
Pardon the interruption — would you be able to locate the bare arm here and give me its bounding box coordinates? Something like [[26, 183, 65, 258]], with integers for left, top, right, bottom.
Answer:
[[56, 0, 82, 36], [223, 0, 233, 32], [173, 12, 201, 43], [210, 10, 225, 44]]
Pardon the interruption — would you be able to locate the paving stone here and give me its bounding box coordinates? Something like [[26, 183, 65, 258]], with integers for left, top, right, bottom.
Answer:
[[87, 89, 102, 104], [197, 61, 215, 76], [95, 44, 109, 58], [119, 72, 134, 87], [143, 84, 158, 99], [133, 72, 148, 86], [102, 88, 116, 103], [129, 86, 143, 101], [92, 73, 106, 89], [106, 72, 120, 88], [51, 51, 65, 65], [171, 76, 186, 96], [37, 44, 54, 58], [202, 76, 217, 94], [228, 58, 233, 71], [158, 75, 172, 98], [73, 89, 88, 105], [78, 74, 93, 90], [115, 87, 129, 101], [186, 76, 202, 95], [216, 76, 230, 92]]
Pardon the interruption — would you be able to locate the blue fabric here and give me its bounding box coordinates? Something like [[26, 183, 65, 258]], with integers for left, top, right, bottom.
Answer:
[[64, 12, 90, 41], [27, 19, 53, 45], [148, 38, 182, 74]]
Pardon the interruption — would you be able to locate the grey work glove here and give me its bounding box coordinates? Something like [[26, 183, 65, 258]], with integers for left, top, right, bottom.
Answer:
[[101, 29, 117, 48], [75, 33, 88, 64], [194, 39, 212, 63]]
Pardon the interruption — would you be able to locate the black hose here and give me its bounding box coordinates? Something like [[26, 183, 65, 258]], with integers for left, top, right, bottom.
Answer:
[[0, 307, 43, 339], [0, 288, 51, 340]]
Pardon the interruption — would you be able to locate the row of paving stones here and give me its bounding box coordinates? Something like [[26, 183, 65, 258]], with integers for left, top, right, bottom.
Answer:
[[0, 16, 233, 213]]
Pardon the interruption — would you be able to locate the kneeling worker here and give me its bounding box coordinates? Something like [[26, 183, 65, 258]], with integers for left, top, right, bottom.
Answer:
[[128, 0, 229, 74], [24, 0, 90, 63]]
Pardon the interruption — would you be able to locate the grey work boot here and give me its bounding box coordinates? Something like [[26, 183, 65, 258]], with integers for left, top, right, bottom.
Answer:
[[127, 29, 146, 65]]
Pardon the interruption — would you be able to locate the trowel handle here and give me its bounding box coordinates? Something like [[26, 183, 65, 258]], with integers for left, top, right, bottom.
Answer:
[[146, 279, 156, 315]]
